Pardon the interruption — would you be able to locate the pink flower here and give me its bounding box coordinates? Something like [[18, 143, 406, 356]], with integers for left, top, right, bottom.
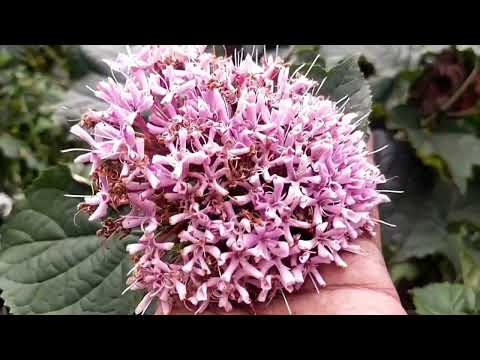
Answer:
[[70, 45, 391, 315]]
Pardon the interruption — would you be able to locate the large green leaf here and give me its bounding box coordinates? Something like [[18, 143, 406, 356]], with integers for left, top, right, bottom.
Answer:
[[53, 45, 132, 124], [289, 45, 325, 67], [319, 56, 372, 131], [375, 130, 447, 260], [319, 45, 414, 77], [449, 226, 480, 288], [378, 132, 480, 272], [290, 47, 372, 134], [410, 131, 480, 194], [386, 182, 452, 263], [413, 282, 480, 315], [387, 105, 480, 194], [318, 45, 478, 77], [53, 74, 106, 124], [448, 179, 480, 228], [79, 45, 129, 75], [0, 165, 141, 314]]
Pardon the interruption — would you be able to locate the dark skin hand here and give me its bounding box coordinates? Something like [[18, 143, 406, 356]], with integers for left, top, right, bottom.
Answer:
[[172, 138, 407, 315]]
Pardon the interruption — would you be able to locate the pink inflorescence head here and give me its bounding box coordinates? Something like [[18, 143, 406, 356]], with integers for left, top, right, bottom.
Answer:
[[70, 45, 390, 314]]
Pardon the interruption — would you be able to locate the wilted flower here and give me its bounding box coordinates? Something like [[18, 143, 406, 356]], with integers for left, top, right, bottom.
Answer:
[[70, 45, 390, 314], [411, 48, 480, 115]]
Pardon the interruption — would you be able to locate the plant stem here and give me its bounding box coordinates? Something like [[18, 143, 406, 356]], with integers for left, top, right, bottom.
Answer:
[[440, 61, 479, 112], [423, 61, 479, 126]]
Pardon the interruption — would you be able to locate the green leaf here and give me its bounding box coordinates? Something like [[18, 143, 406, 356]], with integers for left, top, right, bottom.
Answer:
[[320, 56, 372, 115], [370, 76, 395, 103], [381, 168, 452, 263], [449, 179, 480, 228], [460, 248, 480, 288], [53, 74, 106, 125], [392, 216, 449, 263], [390, 262, 420, 283], [0, 133, 25, 159], [375, 130, 457, 264], [290, 45, 324, 65], [410, 131, 480, 194], [0, 165, 141, 314], [317, 45, 451, 78], [319, 45, 414, 77], [387, 104, 422, 130], [78, 45, 142, 76], [0, 133, 42, 170], [290, 47, 372, 134], [316, 56, 372, 135], [412, 282, 480, 315], [79, 45, 129, 75], [451, 226, 480, 288], [385, 185, 452, 264], [386, 105, 480, 194]]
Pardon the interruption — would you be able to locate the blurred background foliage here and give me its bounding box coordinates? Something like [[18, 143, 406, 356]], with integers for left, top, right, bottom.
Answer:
[[0, 46, 87, 201], [1, 44, 480, 315]]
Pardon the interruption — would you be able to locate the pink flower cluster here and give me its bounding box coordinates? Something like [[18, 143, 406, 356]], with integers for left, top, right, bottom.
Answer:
[[70, 45, 390, 315]]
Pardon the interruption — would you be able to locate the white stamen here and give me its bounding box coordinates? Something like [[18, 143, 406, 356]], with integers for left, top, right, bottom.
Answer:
[[110, 66, 120, 84], [291, 63, 307, 78], [339, 102, 351, 114], [122, 281, 137, 295], [73, 210, 82, 227], [85, 85, 96, 94], [315, 78, 328, 96], [309, 273, 320, 294], [352, 112, 371, 128], [377, 189, 404, 194], [127, 263, 139, 276], [318, 76, 328, 90], [304, 54, 322, 77], [61, 148, 91, 153], [372, 218, 397, 228], [280, 289, 292, 315], [368, 144, 389, 155], [64, 194, 88, 198], [334, 94, 349, 107]]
